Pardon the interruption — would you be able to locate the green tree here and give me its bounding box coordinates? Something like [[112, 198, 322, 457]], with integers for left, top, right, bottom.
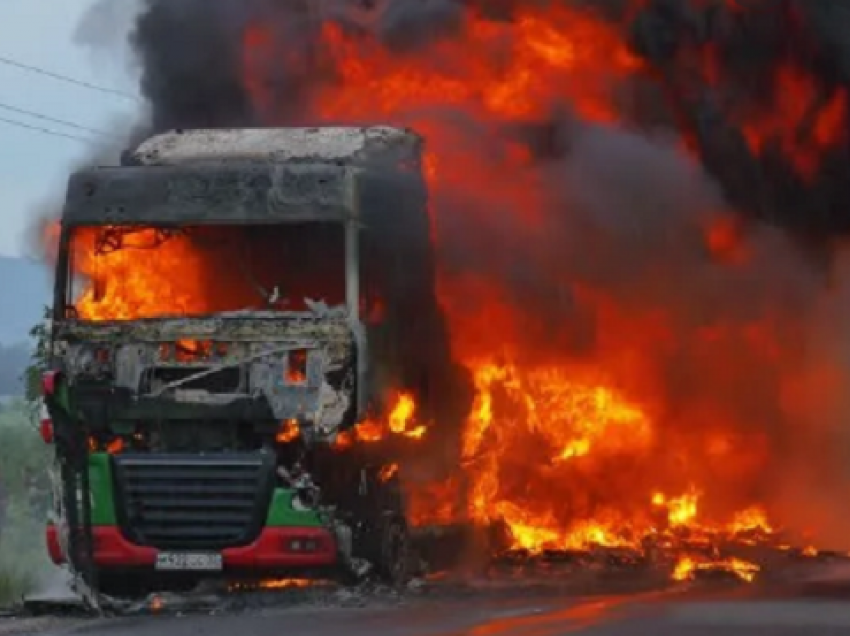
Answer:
[[0, 397, 51, 606], [24, 306, 51, 409], [0, 308, 54, 606]]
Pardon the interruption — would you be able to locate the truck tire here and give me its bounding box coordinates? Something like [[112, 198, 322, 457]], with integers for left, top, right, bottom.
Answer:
[[375, 514, 410, 586]]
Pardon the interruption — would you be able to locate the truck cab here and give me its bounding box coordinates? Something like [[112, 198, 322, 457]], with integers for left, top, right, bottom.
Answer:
[[42, 126, 436, 598]]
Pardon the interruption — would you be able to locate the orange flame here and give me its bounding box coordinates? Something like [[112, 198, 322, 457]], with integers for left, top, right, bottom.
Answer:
[[277, 419, 300, 444], [334, 393, 425, 449], [672, 555, 760, 584], [388, 392, 426, 439], [379, 463, 399, 482], [149, 595, 164, 612], [70, 228, 209, 321], [728, 506, 774, 535], [257, 578, 313, 589], [652, 488, 700, 528], [229, 578, 330, 592]]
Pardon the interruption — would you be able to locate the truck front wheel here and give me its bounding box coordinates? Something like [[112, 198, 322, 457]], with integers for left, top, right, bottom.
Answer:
[[375, 513, 410, 585]]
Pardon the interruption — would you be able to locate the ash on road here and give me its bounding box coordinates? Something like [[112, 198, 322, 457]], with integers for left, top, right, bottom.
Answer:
[[11, 564, 850, 636], [25, 591, 850, 636]]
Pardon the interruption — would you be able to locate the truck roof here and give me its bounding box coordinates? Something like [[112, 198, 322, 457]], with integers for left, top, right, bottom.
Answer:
[[63, 126, 428, 228], [130, 126, 423, 167]]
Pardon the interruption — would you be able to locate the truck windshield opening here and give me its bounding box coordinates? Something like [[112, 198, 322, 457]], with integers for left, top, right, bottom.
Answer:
[[62, 223, 346, 320]]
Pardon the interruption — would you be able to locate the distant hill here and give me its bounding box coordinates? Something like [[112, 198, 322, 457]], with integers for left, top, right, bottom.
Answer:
[[0, 256, 51, 346], [0, 342, 29, 395]]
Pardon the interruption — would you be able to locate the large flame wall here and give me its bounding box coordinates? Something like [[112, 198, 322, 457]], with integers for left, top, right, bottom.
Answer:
[[59, 0, 850, 551]]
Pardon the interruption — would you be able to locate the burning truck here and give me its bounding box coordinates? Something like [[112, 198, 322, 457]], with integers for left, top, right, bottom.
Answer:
[[32, 0, 850, 604], [39, 125, 451, 599]]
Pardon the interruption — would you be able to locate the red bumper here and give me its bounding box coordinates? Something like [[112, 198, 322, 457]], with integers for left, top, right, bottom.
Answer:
[[46, 525, 337, 569]]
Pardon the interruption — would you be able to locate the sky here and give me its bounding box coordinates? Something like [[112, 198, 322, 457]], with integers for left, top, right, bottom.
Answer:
[[0, 0, 141, 258]]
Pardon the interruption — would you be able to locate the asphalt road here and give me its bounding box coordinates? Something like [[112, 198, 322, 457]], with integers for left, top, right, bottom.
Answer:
[[12, 581, 850, 636]]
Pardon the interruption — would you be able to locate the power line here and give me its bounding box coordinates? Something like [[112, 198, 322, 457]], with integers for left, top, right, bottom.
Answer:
[[0, 54, 140, 102], [0, 101, 118, 139], [0, 115, 105, 145]]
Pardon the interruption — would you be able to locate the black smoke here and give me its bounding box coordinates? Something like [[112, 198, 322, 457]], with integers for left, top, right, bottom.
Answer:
[[628, 0, 850, 241], [130, 0, 850, 241], [132, 1, 256, 131]]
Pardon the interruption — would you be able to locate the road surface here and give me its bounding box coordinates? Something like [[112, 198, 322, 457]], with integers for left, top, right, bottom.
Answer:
[[6, 574, 850, 636]]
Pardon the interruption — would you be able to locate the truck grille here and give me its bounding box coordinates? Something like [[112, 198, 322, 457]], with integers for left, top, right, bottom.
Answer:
[[112, 453, 274, 550]]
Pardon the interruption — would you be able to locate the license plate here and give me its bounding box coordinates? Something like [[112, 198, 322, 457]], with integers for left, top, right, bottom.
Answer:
[[155, 552, 223, 572]]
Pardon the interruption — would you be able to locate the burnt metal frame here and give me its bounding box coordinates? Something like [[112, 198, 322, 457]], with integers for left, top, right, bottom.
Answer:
[[55, 163, 366, 416]]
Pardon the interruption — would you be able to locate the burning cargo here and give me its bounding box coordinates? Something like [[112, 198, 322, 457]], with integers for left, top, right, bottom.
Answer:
[[42, 125, 453, 598]]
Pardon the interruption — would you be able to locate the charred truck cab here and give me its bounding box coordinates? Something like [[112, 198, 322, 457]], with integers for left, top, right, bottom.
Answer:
[[42, 127, 427, 598]]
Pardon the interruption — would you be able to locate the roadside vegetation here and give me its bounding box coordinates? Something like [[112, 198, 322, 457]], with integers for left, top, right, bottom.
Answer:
[[0, 399, 53, 607]]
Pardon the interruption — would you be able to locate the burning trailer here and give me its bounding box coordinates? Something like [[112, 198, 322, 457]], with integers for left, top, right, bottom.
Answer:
[[40, 125, 462, 602]]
